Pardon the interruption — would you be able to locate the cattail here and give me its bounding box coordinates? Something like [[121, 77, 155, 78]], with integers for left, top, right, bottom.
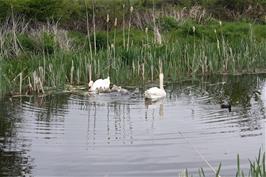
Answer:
[[114, 18, 117, 27], [145, 27, 149, 44], [154, 27, 162, 45], [132, 61, 135, 74], [217, 39, 220, 50], [127, 6, 133, 50], [122, 4, 126, 48], [107, 14, 110, 23], [192, 26, 196, 33], [111, 43, 114, 48], [145, 27, 148, 34], [71, 60, 74, 84]]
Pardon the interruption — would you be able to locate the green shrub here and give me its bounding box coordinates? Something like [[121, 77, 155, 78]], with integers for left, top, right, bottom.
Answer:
[[68, 31, 87, 50], [91, 32, 107, 50], [159, 16, 179, 31], [41, 32, 56, 54], [17, 34, 39, 53]]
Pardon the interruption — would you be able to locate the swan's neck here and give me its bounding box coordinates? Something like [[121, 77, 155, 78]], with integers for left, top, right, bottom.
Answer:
[[159, 73, 164, 90]]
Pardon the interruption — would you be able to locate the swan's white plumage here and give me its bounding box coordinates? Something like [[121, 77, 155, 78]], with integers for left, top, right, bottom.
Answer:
[[89, 76, 110, 92], [144, 73, 166, 100], [144, 87, 166, 99]]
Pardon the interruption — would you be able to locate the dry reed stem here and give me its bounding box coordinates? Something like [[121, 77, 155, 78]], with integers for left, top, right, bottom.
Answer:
[[84, 0, 92, 59], [159, 59, 163, 74], [154, 27, 162, 45], [38, 66, 44, 83], [19, 72, 22, 94], [27, 77, 33, 94], [77, 68, 80, 85], [151, 65, 154, 81], [123, 4, 126, 48], [11, 6, 19, 56], [33, 71, 37, 91], [92, 0, 96, 56], [127, 6, 133, 51], [141, 63, 145, 81], [88, 64, 92, 82], [71, 60, 74, 84], [137, 61, 140, 75], [39, 77, 44, 94]]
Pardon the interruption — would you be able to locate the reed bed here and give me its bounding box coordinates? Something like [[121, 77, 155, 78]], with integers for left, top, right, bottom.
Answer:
[[0, 7, 266, 95]]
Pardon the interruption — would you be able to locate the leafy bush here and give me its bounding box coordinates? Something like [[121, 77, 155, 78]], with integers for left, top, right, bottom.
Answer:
[[159, 16, 179, 31], [0, 0, 81, 22], [90, 32, 107, 51], [17, 34, 39, 53], [41, 32, 56, 54]]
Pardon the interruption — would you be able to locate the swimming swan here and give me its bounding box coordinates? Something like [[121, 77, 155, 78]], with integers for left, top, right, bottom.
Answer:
[[89, 76, 110, 92], [144, 72, 166, 100]]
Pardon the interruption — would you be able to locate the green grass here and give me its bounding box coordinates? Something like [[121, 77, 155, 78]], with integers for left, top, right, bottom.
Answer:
[[1, 35, 266, 95], [0, 0, 265, 22], [0, 11, 266, 95], [179, 149, 265, 177]]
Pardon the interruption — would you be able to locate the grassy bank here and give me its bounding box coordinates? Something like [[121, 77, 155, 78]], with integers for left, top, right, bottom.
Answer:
[[0, 0, 265, 24], [0, 1, 266, 95], [1, 22, 266, 95]]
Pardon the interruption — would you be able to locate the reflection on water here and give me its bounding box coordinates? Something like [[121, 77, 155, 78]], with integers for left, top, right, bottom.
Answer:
[[0, 98, 33, 176], [0, 74, 265, 176], [145, 99, 165, 119]]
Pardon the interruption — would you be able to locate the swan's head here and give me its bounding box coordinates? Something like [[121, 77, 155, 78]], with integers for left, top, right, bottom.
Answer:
[[88, 80, 94, 88]]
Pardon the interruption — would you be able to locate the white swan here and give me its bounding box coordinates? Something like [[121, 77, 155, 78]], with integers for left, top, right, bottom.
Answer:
[[144, 73, 166, 100], [88, 76, 110, 92]]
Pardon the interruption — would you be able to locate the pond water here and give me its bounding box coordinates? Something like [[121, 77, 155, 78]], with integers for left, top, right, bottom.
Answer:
[[0, 74, 265, 177]]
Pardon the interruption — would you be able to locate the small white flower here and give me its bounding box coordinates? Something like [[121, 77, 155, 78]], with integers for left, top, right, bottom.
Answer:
[[130, 6, 134, 13], [145, 27, 148, 33], [219, 21, 222, 26]]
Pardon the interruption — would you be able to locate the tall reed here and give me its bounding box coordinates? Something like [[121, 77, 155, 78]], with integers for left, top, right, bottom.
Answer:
[[0, 5, 266, 95]]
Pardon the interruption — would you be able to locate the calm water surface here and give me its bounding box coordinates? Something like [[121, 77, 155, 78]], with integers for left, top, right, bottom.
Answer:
[[0, 75, 265, 177]]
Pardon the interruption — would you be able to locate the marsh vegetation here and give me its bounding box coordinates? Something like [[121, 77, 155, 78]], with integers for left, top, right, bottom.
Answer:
[[0, 0, 266, 95]]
